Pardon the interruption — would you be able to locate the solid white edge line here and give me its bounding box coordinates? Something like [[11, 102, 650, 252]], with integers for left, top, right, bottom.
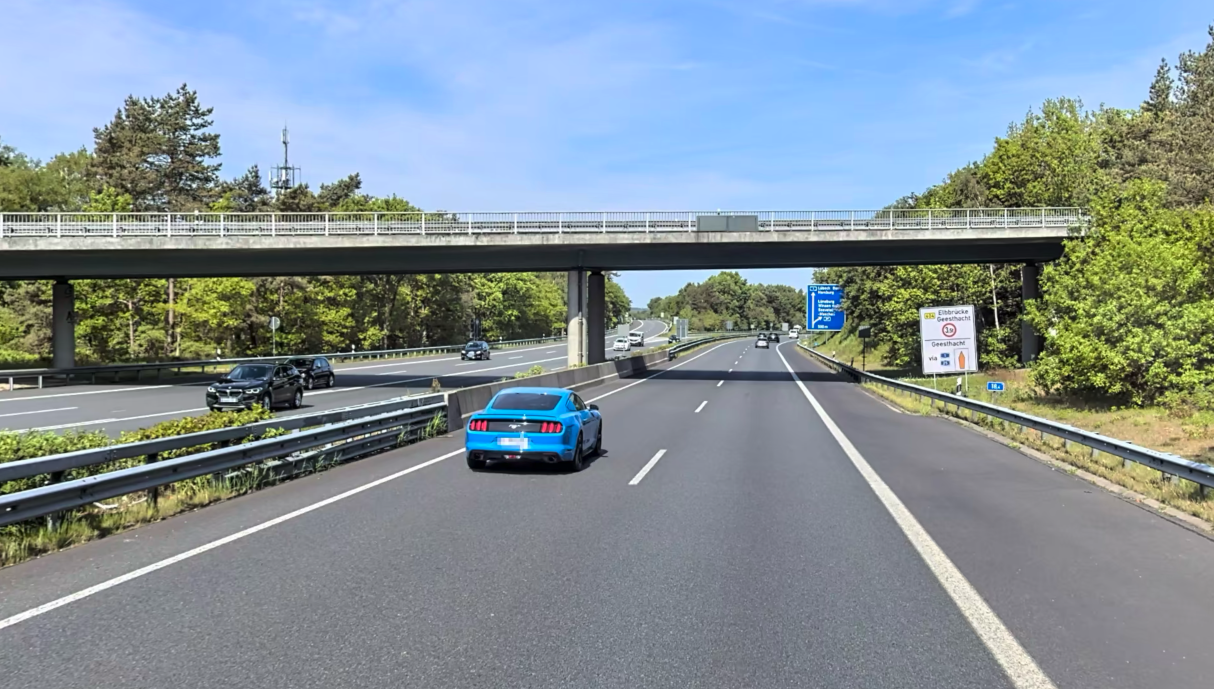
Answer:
[[309, 356, 567, 396], [2, 340, 744, 631], [0, 385, 172, 403], [694, 401, 707, 413], [774, 343, 1056, 689], [0, 406, 78, 419], [0, 450, 462, 633], [29, 407, 210, 431], [584, 340, 744, 404], [628, 449, 667, 485]]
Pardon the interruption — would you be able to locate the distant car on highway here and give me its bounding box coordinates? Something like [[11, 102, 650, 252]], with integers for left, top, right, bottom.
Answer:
[[207, 363, 303, 412], [613, 337, 630, 352], [465, 387, 603, 472], [668, 333, 680, 343], [628, 331, 644, 347], [769, 332, 781, 343], [756, 334, 770, 349], [286, 356, 336, 390], [789, 328, 800, 339], [461, 340, 491, 361]]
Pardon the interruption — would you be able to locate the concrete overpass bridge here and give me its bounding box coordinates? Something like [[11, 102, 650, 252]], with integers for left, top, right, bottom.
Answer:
[[0, 208, 1085, 368]]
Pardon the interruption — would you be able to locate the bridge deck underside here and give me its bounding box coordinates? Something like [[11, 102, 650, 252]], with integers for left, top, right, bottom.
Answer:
[[0, 234, 1067, 278]]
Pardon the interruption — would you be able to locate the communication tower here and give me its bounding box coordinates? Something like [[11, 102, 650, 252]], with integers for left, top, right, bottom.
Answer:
[[269, 125, 301, 195]]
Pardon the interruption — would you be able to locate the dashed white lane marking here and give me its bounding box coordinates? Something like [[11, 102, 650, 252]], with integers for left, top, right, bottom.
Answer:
[[775, 343, 1056, 689], [716, 381, 724, 387], [694, 401, 707, 413], [628, 449, 667, 485]]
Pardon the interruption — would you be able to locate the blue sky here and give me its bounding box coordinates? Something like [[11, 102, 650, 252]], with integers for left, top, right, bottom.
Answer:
[[1, 0, 1210, 303]]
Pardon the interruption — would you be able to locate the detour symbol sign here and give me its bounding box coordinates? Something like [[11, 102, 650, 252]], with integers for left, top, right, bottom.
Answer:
[[941, 322, 958, 338]]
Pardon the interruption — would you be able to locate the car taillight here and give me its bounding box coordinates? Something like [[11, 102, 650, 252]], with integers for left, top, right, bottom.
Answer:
[[469, 419, 487, 431], [538, 421, 562, 434]]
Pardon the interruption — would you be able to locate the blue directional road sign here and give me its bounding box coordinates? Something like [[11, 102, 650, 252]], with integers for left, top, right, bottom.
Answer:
[[807, 284, 845, 331], [987, 381, 1005, 392]]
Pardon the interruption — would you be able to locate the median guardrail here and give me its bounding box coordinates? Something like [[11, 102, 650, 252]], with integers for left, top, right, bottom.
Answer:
[[0, 336, 566, 390], [0, 394, 448, 526], [0, 333, 746, 527], [797, 341, 1214, 490]]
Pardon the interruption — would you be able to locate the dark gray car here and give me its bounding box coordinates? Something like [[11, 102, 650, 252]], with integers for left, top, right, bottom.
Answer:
[[207, 363, 304, 411]]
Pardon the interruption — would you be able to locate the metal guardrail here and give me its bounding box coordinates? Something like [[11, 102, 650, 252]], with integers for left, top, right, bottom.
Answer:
[[666, 334, 746, 360], [0, 208, 1086, 238], [798, 342, 1214, 490], [0, 393, 444, 487], [0, 336, 565, 389], [0, 397, 448, 526]]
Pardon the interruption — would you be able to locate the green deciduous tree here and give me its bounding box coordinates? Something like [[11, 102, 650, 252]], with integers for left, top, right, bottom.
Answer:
[[1027, 180, 1214, 404]]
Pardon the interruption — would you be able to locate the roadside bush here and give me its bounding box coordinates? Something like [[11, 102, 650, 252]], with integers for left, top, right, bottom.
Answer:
[[0, 407, 274, 495], [1027, 181, 1214, 404], [0, 349, 44, 369]]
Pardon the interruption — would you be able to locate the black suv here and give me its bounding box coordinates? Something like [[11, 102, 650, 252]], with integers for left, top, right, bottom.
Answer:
[[287, 356, 336, 390], [207, 363, 303, 412], [462, 341, 491, 361]]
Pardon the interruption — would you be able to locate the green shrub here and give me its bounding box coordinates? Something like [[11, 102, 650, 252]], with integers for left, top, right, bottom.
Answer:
[[0, 349, 45, 369], [513, 364, 546, 379], [1, 406, 274, 496]]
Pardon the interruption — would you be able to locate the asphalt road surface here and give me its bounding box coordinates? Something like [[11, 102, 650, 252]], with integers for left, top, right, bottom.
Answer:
[[2, 337, 1213, 688], [0, 320, 670, 436]]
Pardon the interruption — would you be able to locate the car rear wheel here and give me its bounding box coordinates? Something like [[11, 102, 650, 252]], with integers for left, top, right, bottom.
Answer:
[[326, 374, 335, 388], [593, 423, 603, 456], [569, 435, 585, 472], [304, 375, 314, 390], [291, 388, 303, 409], [467, 454, 487, 471]]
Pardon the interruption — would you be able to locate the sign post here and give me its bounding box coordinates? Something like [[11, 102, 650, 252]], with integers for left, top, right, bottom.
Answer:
[[269, 316, 281, 356], [918, 306, 977, 385], [807, 284, 845, 332]]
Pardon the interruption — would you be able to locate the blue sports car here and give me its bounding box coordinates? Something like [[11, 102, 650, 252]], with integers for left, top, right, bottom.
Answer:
[[465, 387, 603, 471]]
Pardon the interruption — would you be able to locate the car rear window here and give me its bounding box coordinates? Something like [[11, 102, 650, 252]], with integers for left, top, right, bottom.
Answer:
[[490, 392, 563, 411]]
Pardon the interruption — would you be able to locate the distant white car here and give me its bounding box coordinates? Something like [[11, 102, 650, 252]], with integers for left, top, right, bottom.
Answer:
[[789, 328, 800, 339], [755, 338, 770, 349], [613, 337, 630, 352], [628, 332, 644, 347]]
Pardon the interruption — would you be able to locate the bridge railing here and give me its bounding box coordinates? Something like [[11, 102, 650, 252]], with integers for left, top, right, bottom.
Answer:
[[0, 208, 1086, 238]]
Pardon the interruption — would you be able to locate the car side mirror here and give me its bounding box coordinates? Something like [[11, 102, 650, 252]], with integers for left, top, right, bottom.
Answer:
[[588, 404, 599, 411]]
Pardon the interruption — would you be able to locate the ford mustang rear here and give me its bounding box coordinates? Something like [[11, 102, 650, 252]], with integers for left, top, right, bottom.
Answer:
[[465, 387, 602, 472]]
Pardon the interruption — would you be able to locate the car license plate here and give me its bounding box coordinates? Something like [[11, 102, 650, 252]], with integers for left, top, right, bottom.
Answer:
[[222, 396, 239, 403], [498, 437, 529, 449]]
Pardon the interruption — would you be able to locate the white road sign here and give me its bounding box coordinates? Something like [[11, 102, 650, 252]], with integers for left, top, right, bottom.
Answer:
[[919, 305, 977, 375]]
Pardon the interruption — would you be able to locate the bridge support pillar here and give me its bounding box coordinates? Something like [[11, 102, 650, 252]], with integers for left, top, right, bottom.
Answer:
[[1021, 262, 1041, 365], [586, 271, 606, 365], [52, 279, 76, 369], [567, 269, 585, 367]]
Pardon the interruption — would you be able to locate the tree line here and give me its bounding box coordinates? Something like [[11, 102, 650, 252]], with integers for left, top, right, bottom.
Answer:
[[646, 272, 805, 332], [0, 86, 632, 365], [812, 26, 1214, 407]]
